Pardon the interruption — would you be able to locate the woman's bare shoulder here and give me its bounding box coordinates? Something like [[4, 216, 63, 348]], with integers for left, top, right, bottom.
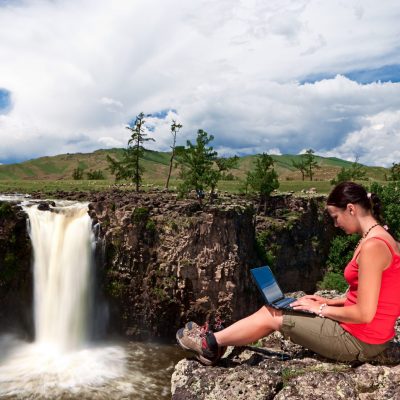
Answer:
[[360, 235, 396, 270]]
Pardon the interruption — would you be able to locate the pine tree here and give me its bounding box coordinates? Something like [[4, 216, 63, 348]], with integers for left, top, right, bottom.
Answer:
[[177, 129, 217, 200], [303, 149, 320, 181], [246, 153, 279, 211], [165, 120, 183, 189], [291, 158, 307, 180], [107, 112, 155, 191]]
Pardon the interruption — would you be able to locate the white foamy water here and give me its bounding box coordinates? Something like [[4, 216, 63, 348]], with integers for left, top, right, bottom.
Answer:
[[0, 335, 129, 398]]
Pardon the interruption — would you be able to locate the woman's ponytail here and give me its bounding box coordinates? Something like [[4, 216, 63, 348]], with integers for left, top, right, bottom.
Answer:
[[369, 192, 383, 224]]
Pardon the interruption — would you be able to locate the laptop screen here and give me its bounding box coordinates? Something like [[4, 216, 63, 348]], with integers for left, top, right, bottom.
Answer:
[[251, 266, 284, 303]]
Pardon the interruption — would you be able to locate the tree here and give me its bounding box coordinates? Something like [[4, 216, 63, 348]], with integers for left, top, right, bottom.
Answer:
[[177, 129, 218, 200], [330, 157, 368, 185], [246, 153, 279, 211], [72, 165, 84, 180], [302, 149, 320, 181], [389, 162, 400, 181], [165, 120, 183, 189], [107, 112, 155, 191], [209, 156, 239, 198], [291, 158, 307, 181]]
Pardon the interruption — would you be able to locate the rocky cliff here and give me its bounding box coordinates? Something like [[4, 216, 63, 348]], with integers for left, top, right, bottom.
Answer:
[[0, 201, 33, 336], [88, 190, 334, 339], [0, 191, 334, 340]]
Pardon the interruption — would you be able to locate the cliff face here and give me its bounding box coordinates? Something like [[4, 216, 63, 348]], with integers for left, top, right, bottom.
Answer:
[[89, 192, 261, 339], [0, 191, 334, 340], [88, 191, 334, 340], [254, 195, 335, 292], [0, 201, 33, 336]]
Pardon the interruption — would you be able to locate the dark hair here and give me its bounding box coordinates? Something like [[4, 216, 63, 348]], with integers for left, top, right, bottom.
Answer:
[[327, 181, 383, 222]]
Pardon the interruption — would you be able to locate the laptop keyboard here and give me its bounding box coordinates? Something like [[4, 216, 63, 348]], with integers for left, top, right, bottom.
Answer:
[[273, 297, 295, 309]]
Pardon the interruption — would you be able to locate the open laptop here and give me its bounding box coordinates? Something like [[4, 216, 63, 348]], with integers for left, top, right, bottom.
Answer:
[[250, 265, 311, 314]]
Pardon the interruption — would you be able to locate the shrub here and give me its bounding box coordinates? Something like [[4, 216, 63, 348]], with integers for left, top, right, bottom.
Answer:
[[318, 272, 348, 293], [131, 207, 149, 224], [318, 234, 358, 291], [86, 170, 105, 180], [326, 234, 359, 273], [0, 202, 13, 218], [255, 231, 280, 271], [369, 181, 400, 239], [72, 166, 84, 180], [145, 220, 156, 233]]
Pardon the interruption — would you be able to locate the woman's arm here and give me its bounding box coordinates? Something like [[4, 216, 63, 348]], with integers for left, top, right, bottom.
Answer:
[[291, 239, 391, 323], [326, 296, 347, 306]]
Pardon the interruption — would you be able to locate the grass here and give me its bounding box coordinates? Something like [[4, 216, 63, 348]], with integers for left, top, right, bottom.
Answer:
[[0, 178, 349, 195], [0, 176, 390, 196], [278, 180, 333, 193], [0, 179, 112, 194]]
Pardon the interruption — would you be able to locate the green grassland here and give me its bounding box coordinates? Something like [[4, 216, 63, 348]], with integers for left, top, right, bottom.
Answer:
[[0, 148, 390, 195]]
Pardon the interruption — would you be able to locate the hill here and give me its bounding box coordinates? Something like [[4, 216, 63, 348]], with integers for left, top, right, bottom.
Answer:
[[0, 148, 389, 183]]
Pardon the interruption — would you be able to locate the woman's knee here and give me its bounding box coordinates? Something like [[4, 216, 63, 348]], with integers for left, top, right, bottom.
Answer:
[[254, 305, 283, 331]]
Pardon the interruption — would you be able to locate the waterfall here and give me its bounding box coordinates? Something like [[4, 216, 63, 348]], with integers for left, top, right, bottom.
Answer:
[[0, 201, 128, 397], [25, 203, 94, 351]]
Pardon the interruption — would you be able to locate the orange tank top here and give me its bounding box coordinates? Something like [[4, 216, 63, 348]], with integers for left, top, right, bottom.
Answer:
[[340, 237, 400, 344]]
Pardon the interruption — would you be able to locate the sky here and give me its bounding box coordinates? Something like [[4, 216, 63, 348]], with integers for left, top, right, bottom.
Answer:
[[0, 0, 400, 166]]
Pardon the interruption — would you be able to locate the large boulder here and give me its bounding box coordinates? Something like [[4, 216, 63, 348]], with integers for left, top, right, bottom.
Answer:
[[171, 294, 400, 400], [172, 329, 400, 400]]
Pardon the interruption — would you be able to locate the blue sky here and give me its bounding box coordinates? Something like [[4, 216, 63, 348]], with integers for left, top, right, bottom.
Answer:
[[300, 64, 400, 85], [0, 0, 400, 166], [0, 89, 11, 112]]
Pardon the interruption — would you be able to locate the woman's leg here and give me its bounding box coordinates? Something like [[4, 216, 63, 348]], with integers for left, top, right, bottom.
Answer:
[[214, 305, 283, 347]]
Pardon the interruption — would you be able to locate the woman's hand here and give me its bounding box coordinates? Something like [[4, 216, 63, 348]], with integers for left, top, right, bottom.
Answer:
[[290, 295, 347, 312], [289, 296, 323, 314], [300, 295, 327, 304]]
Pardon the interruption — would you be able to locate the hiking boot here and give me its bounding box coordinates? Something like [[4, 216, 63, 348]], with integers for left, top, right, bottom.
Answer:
[[185, 318, 224, 333], [176, 321, 225, 366]]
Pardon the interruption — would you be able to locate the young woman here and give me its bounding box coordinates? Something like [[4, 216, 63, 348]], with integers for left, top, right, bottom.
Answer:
[[176, 182, 400, 365]]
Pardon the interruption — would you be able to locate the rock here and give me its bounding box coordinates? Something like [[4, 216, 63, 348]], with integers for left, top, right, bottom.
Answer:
[[37, 201, 56, 211], [171, 356, 283, 400], [171, 320, 400, 399], [306, 188, 317, 194], [0, 202, 33, 336]]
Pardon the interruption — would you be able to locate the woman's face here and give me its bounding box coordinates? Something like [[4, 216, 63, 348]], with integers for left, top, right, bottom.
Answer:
[[326, 204, 357, 234]]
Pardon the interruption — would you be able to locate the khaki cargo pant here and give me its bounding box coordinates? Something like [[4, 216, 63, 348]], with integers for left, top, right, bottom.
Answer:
[[280, 312, 390, 362]]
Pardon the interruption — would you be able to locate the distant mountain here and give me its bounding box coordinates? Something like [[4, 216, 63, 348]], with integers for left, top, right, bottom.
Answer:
[[0, 148, 388, 181]]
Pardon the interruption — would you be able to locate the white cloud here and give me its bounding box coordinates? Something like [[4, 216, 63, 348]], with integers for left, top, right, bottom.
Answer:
[[99, 97, 123, 110], [98, 136, 124, 148], [320, 110, 400, 166], [0, 0, 399, 166]]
